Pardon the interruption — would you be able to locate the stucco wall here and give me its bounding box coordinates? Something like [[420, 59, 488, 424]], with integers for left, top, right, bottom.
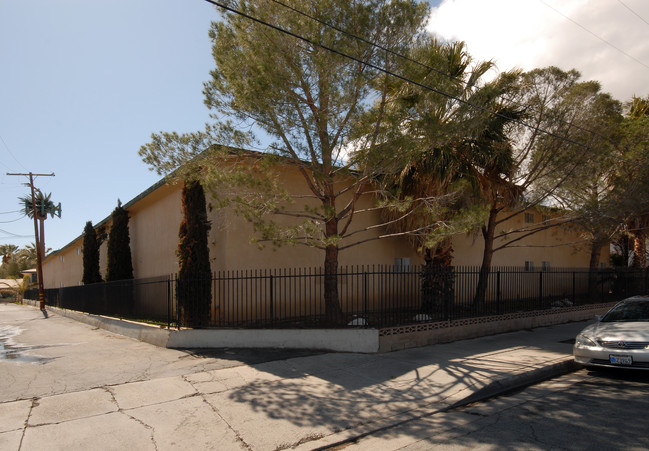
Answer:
[[216, 165, 422, 271], [128, 183, 184, 278], [451, 211, 607, 269], [42, 164, 609, 289]]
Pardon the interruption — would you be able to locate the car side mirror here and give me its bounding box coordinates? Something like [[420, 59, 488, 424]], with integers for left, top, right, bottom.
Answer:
[[595, 315, 602, 321]]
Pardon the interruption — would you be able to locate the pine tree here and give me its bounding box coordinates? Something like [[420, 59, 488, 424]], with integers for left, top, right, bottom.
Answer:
[[82, 221, 102, 284], [106, 201, 134, 282], [177, 181, 212, 327]]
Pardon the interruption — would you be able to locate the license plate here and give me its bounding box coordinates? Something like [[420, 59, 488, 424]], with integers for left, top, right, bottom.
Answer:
[[610, 354, 633, 366]]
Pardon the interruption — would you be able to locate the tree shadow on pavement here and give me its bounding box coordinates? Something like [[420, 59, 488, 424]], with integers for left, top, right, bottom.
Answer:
[[203, 337, 577, 450]]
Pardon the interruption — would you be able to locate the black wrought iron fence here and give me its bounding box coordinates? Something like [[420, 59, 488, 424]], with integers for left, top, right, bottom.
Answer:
[[25, 266, 649, 329], [26, 275, 173, 326]]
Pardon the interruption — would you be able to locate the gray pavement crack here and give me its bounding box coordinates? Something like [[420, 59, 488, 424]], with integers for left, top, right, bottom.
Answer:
[[120, 411, 159, 451], [104, 386, 120, 409], [201, 394, 252, 450], [18, 398, 37, 450]]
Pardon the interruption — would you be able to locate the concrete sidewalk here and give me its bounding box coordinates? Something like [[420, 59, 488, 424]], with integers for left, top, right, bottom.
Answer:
[[0, 303, 587, 450]]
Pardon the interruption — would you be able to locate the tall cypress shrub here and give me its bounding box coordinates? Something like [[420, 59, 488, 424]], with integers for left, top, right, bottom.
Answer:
[[177, 181, 212, 327], [82, 221, 102, 284], [106, 201, 134, 282]]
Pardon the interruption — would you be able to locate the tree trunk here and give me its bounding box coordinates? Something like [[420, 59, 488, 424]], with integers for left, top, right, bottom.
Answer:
[[631, 229, 647, 269], [588, 239, 603, 300], [473, 207, 498, 309], [323, 196, 342, 324], [421, 246, 454, 318]]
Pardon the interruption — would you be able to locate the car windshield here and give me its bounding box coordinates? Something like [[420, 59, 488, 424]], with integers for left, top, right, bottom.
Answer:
[[601, 300, 649, 322]]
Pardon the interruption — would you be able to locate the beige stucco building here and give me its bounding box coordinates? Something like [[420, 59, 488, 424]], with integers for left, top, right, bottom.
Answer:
[[42, 164, 607, 289]]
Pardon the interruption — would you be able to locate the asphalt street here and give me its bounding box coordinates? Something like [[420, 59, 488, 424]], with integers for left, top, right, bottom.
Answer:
[[345, 368, 649, 450]]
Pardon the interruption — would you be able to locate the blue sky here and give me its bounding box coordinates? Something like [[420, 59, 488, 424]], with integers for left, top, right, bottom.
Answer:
[[1, 0, 216, 251], [1, 0, 648, 253]]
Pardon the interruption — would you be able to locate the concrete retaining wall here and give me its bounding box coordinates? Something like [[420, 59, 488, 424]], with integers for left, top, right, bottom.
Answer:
[[25, 301, 377, 353], [378, 303, 616, 352], [25, 300, 613, 353], [165, 328, 379, 353]]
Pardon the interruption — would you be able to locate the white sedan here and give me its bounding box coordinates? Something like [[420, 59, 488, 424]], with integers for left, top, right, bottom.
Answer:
[[573, 296, 649, 369]]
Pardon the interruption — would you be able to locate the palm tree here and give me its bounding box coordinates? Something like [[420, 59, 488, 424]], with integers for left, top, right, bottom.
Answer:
[[622, 96, 649, 269], [373, 38, 521, 311], [19, 191, 60, 264], [17, 243, 48, 269], [0, 244, 19, 265]]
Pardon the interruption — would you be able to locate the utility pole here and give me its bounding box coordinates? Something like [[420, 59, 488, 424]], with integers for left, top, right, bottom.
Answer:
[[7, 172, 56, 314]]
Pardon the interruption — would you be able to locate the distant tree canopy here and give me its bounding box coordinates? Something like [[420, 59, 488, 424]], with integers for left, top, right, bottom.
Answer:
[[82, 221, 103, 284], [106, 202, 133, 282], [177, 180, 212, 327], [0, 243, 43, 279]]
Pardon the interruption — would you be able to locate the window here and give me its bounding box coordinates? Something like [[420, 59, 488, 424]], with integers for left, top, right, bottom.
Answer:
[[59, 255, 64, 263], [600, 262, 607, 269], [524, 213, 534, 223], [525, 261, 534, 271], [394, 257, 411, 272], [542, 261, 550, 271]]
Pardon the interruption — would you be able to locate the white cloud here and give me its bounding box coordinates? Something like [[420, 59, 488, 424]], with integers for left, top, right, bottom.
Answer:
[[427, 0, 649, 101]]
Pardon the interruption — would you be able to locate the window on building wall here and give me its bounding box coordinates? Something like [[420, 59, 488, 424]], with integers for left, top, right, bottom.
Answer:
[[524, 213, 534, 223], [59, 255, 64, 263], [601, 262, 607, 269], [525, 261, 534, 271], [542, 261, 550, 271], [394, 257, 411, 272]]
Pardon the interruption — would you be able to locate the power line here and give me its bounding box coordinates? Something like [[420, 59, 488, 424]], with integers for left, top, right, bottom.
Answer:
[[0, 216, 26, 224], [539, 0, 649, 71], [0, 228, 33, 239], [0, 134, 27, 172], [268, 0, 629, 158], [204, 0, 646, 169], [617, 0, 649, 28]]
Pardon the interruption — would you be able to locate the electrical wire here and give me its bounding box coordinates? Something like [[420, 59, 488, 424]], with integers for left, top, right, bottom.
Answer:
[[268, 0, 632, 158], [204, 0, 649, 171], [0, 134, 27, 172], [0, 216, 26, 224], [0, 228, 33, 239], [539, 0, 649, 71], [617, 0, 649, 28]]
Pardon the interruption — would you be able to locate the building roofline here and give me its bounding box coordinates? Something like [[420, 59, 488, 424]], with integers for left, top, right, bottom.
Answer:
[[46, 176, 171, 258]]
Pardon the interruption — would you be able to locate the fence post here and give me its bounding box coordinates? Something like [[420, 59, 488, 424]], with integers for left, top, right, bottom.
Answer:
[[539, 271, 543, 309], [269, 274, 274, 327], [572, 271, 576, 304], [363, 271, 368, 320], [496, 270, 501, 314], [167, 275, 171, 329], [174, 273, 180, 330]]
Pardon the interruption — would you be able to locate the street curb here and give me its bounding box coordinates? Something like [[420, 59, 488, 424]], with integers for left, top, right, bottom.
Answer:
[[304, 358, 582, 450], [448, 358, 583, 409]]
